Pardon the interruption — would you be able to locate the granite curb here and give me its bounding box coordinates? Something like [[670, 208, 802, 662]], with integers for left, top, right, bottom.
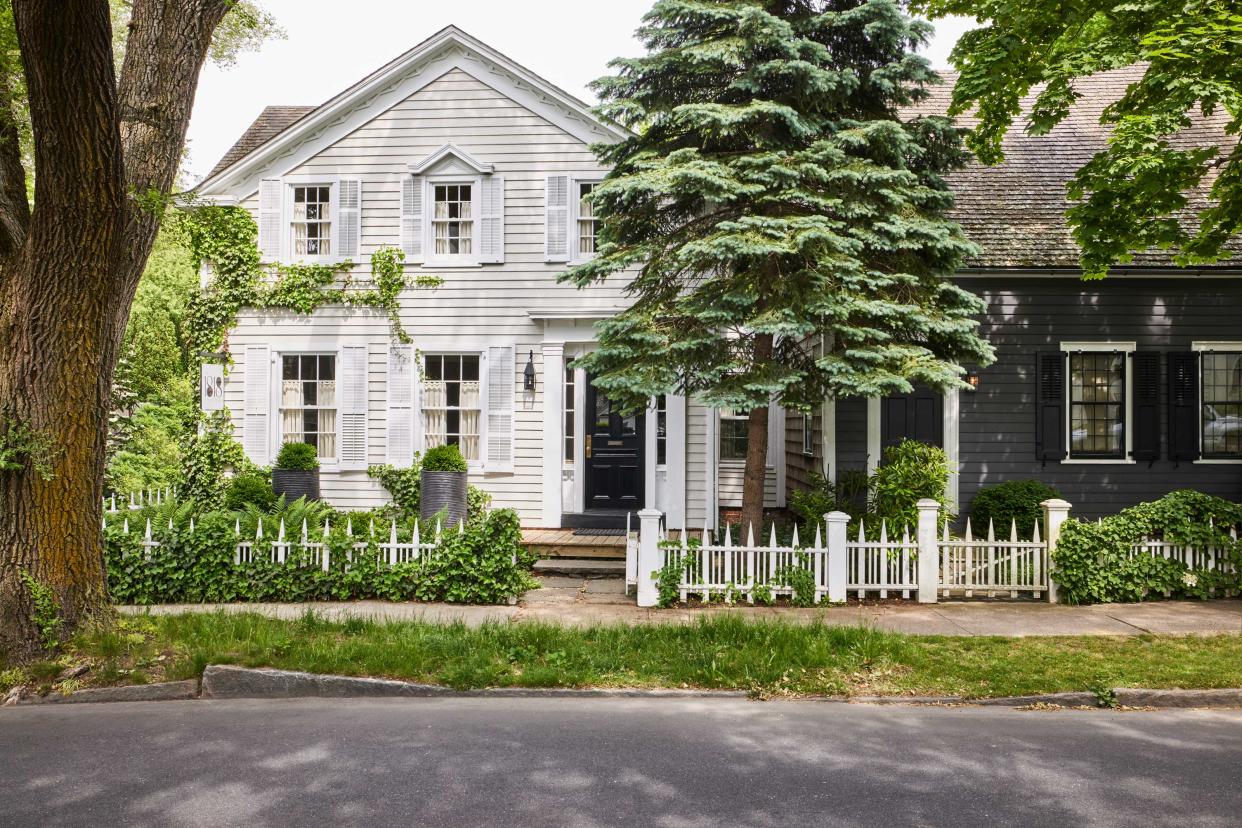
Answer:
[[7, 666, 1242, 709]]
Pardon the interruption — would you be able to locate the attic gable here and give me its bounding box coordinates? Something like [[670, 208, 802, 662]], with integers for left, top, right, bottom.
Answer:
[[197, 25, 625, 201]]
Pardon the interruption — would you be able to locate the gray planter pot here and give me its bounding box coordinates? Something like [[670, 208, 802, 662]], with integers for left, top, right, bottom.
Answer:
[[420, 470, 467, 527], [272, 468, 320, 502]]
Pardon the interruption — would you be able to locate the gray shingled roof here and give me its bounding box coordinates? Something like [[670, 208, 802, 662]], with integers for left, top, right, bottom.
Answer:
[[203, 105, 316, 181], [908, 65, 1237, 269], [205, 66, 1236, 270]]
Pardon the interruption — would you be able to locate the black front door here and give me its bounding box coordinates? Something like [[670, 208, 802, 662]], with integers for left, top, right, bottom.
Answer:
[[881, 386, 943, 449], [585, 378, 644, 510]]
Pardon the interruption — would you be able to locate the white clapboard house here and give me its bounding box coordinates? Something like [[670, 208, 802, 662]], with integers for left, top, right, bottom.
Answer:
[[196, 26, 1242, 530]]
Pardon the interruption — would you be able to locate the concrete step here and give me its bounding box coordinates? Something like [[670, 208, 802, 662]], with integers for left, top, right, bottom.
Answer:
[[534, 558, 626, 577]]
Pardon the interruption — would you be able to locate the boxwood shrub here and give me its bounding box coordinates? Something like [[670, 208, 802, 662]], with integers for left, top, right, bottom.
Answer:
[[970, 480, 1061, 539]]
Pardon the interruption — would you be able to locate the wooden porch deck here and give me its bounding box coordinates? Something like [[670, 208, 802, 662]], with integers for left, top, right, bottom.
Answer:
[[521, 528, 630, 559]]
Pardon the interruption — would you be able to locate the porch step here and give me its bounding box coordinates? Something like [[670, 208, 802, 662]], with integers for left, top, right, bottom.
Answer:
[[534, 557, 626, 577], [522, 528, 629, 560]]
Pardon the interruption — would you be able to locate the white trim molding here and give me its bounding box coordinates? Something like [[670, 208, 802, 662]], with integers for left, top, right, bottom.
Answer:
[[1192, 340, 1242, 464], [1059, 340, 1137, 465]]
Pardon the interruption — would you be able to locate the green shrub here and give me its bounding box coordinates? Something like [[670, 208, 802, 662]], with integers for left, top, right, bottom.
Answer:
[[868, 439, 951, 532], [970, 480, 1061, 538], [421, 443, 467, 472], [1051, 490, 1242, 604], [104, 503, 533, 606], [275, 441, 318, 471], [789, 470, 868, 527], [224, 471, 275, 511]]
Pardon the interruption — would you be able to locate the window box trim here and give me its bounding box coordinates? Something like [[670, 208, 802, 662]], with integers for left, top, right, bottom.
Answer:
[[422, 174, 482, 267], [281, 176, 346, 265], [1060, 341, 1136, 464], [569, 175, 603, 265]]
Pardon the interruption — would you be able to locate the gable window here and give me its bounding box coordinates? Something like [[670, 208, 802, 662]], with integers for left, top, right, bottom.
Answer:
[[291, 185, 332, 257], [720, 407, 749, 461], [433, 184, 473, 257], [422, 353, 481, 462], [1201, 350, 1242, 458], [281, 354, 336, 461], [577, 182, 599, 258]]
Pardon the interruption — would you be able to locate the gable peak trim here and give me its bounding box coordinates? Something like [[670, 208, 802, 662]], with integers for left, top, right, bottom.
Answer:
[[409, 144, 494, 175]]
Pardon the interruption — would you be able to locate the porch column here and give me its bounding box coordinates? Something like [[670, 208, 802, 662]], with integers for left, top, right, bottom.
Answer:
[[541, 343, 565, 527]]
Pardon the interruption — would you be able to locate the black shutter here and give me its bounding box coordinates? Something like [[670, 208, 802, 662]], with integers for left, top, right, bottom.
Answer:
[[1132, 351, 1161, 461], [1035, 352, 1066, 461], [1168, 351, 1200, 461]]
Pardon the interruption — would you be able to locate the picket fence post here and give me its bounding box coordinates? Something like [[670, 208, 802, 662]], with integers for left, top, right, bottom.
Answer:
[[636, 508, 663, 608], [824, 511, 849, 603], [1041, 498, 1072, 604], [916, 499, 940, 604]]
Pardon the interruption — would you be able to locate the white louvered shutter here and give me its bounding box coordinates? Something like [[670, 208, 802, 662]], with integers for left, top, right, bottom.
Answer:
[[258, 179, 283, 261], [544, 175, 569, 262], [243, 345, 271, 465], [401, 176, 423, 262], [386, 344, 416, 468], [337, 179, 361, 259], [485, 345, 515, 473], [479, 175, 505, 264], [338, 345, 369, 470]]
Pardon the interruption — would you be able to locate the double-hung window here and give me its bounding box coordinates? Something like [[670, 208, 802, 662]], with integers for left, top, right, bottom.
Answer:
[[280, 354, 337, 462], [576, 181, 599, 258], [291, 185, 332, 257], [432, 184, 473, 258], [1200, 350, 1242, 458], [719, 407, 749, 461], [422, 354, 481, 462], [1061, 342, 1135, 461]]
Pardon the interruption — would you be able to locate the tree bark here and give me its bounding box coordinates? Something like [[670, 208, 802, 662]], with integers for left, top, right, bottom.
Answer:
[[739, 333, 774, 539], [0, 0, 228, 662]]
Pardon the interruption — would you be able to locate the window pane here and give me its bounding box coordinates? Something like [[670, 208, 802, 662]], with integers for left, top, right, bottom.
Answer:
[[319, 355, 335, 380], [1203, 352, 1242, 457], [425, 355, 442, 381], [283, 355, 298, 380], [1069, 352, 1125, 458]]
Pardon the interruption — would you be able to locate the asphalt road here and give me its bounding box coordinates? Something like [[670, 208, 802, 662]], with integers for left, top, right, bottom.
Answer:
[[3, 698, 1240, 827]]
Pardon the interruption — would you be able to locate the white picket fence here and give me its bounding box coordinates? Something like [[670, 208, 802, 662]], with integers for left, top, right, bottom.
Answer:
[[939, 518, 1047, 599], [628, 498, 1241, 606], [103, 512, 447, 572]]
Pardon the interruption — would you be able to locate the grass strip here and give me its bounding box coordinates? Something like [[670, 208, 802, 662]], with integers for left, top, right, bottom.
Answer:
[[8, 611, 1242, 700]]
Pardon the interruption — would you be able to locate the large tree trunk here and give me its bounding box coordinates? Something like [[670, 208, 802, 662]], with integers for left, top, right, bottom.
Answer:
[[739, 333, 774, 539], [0, 0, 228, 662]]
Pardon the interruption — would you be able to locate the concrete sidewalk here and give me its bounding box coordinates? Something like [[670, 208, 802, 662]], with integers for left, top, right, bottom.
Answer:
[[117, 575, 1242, 637]]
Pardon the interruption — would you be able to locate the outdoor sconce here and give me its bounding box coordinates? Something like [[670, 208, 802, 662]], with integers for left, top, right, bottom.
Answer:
[[523, 350, 536, 391], [966, 372, 981, 389]]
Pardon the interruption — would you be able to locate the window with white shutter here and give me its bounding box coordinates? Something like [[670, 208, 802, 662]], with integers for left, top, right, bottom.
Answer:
[[387, 344, 416, 467], [479, 175, 505, 263], [401, 175, 423, 263], [485, 345, 515, 472], [243, 345, 272, 465], [258, 179, 283, 261], [337, 345, 369, 470], [337, 178, 361, 259], [545, 175, 569, 262]]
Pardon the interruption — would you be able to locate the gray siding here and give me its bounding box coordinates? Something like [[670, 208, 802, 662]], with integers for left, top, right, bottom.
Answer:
[[957, 276, 1242, 520]]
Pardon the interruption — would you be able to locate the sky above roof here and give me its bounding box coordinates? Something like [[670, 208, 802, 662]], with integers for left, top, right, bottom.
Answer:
[[183, 1, 975, 183]]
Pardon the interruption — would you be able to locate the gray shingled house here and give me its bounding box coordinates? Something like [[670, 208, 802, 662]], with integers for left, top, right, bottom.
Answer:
[[196, 28, 1240, 530]]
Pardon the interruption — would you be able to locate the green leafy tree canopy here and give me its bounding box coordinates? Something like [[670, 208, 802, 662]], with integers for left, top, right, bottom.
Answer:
[[912, 0, 1242, 277]]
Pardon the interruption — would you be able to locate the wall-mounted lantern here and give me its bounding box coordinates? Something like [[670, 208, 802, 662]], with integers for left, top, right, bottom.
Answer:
[[966, 372, 981, 389], [523, 350, 536, 391]]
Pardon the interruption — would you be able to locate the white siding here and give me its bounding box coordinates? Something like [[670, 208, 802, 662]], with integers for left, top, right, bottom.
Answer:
[[222, 69, 643, 523]]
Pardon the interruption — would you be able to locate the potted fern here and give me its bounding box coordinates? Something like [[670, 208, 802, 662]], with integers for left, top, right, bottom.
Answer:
[[419, 443, 468, 527], [272, 442, 320, 502]]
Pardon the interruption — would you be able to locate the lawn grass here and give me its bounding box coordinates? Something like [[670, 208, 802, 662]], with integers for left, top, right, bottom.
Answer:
[[8, 612, 1242, 699]]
